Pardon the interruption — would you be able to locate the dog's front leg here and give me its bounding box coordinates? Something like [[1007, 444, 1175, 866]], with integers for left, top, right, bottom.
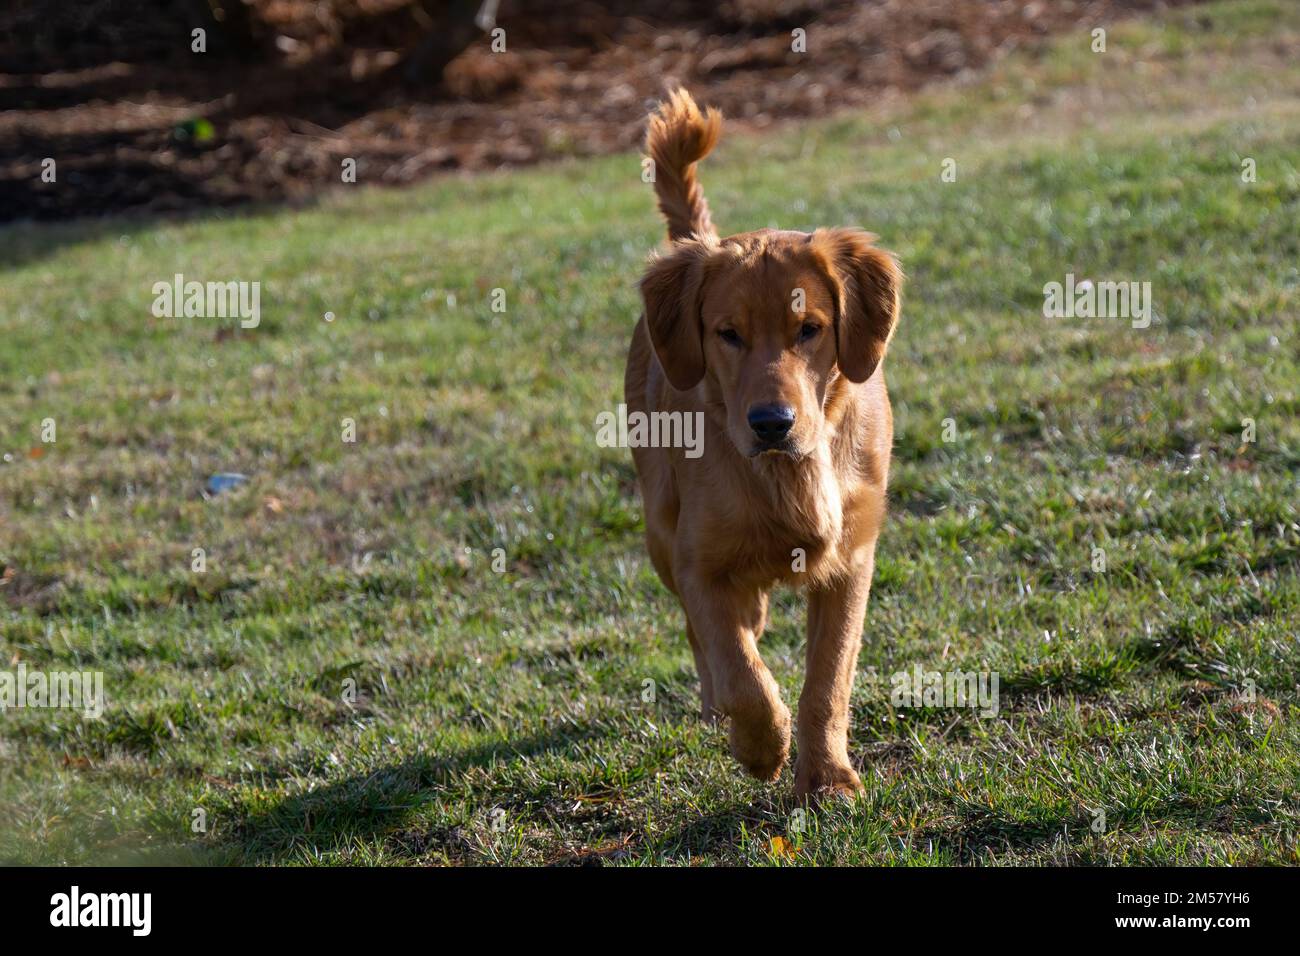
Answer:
[[795, 560, 873, 801], [679, 574, 791, 781]]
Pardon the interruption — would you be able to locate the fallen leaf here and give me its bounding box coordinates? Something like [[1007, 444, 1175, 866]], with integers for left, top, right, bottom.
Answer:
[[768, 835, 797, 858]]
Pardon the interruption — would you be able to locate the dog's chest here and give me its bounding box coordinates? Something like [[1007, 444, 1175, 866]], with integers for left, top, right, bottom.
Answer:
[[716, 459, 847, 582], [747, 519, 839, 583]]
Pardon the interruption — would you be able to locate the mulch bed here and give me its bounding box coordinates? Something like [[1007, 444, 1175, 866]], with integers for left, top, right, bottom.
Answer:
[[0, 0, 1198, 222]]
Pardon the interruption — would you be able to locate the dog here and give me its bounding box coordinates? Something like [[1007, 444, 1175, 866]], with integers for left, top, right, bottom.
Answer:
[[624, 89, 903, 801]]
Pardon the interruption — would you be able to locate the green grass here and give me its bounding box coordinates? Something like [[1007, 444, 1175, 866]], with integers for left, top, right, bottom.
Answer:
[[1, 0, 1297, 865]]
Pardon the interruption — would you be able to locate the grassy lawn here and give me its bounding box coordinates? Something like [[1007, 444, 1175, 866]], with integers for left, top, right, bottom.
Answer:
[[1, 0, 1297, 865]]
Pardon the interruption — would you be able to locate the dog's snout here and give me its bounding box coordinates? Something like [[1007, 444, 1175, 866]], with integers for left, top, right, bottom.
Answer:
[[747, 404, 796, 443]]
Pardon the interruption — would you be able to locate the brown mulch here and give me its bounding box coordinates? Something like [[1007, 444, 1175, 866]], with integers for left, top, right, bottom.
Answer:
[[0, 0, 1200, 222]]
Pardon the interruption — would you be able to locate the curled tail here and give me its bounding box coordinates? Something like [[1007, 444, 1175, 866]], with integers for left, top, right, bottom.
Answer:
[[645, 88, 722, 243]]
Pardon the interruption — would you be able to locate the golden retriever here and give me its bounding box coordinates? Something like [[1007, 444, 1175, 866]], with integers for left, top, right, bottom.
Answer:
[[624, 89, 903, 801]]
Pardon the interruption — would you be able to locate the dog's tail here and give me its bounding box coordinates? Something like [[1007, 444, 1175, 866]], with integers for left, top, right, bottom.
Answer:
[[645, 88, 722, 243]]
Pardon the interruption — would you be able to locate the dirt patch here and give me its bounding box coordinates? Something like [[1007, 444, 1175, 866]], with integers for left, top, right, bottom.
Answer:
[[0, 565, 64, 614], [1, 0, 1199, 222]]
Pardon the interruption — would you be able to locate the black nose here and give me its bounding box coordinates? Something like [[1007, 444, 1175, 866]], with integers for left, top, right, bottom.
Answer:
[[747, 404, 796, 443]]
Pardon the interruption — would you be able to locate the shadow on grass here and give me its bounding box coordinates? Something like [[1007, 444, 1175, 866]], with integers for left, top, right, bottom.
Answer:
[[923, 788, 1286, 865], [0, 199, 317, 271], [918, 808, 1082, 865], [651, 805, 771, 861], [214, 718, 616, 865]]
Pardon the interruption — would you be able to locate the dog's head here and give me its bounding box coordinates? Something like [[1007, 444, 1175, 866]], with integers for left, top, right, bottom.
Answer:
[[641, 228, 902, 460]]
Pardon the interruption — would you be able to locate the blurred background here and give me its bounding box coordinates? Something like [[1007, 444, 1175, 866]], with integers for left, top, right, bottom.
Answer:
[[1, 0, 1193, 222]]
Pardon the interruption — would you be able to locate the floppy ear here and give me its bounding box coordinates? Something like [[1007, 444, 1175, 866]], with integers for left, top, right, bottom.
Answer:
[[639, 239, 713, 391], [812, 228, 903, 383]]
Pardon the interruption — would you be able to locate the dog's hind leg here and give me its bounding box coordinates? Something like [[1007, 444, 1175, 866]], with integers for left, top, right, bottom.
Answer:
[[684, 619, 718, 722]]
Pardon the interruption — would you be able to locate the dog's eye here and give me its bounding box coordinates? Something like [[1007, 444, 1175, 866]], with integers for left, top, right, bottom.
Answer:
[[717, 328, 744, 347], [798, 322, 822, 342]]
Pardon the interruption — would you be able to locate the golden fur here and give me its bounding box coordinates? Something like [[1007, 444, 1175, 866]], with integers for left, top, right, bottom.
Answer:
[[624, 90, 904, 800]]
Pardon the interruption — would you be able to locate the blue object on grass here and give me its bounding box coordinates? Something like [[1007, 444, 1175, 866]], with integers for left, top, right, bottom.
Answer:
[[206, 472, 249, 495]]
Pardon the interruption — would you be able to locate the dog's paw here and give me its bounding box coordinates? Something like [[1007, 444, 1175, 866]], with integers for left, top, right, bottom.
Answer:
[[728, 703, 792, 782], [793, 759, 863, 804]]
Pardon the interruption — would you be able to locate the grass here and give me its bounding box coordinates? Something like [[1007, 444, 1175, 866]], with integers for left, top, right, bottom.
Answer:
[[1, 0, 1297, 866]]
